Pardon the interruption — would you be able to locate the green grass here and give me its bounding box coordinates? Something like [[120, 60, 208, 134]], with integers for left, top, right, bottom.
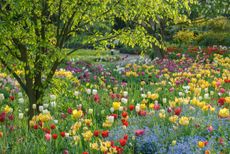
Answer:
[[65, 49, 120, 64]]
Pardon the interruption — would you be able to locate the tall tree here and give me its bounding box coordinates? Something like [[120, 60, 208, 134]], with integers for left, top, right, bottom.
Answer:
[[0, 0, 193, 119]]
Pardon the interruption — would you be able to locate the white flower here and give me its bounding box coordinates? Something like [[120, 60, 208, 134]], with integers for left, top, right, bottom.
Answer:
[[19, 113, 24, 119], [65, 133, 69, 138], [54, 120, 58, 124], [86, 89, 91, 94], [210, 91, 214, 96], [18, 98, 24, 104], [110, 107, 114, 113], [204, 93, 209, 99], [119, 106, 123, 111], [44, 103, 49, 108], [88, 109, 93, 114], [147, 91, 151, 96], [162, 98, 167, 104], [155, 100, 158, 104], [50, 94, 56, 100], [141, 94, 146, 98], [18, 92, 23, 97], [92, 89, 97, 95], [121, 98, 128, 104], [50, 101, 56, 108], [32, 104, 37, 110], [123, 91, 128, 97], [122, 125, 127, 130], [42, 109, 49, 114], [218, 92, 222, 96], [108, 116, 114, 123], [0, 93, 5, 101], [74, 91, 80, 96], [135, 105, 140, 112], [179, 92, 184, 97], [39, 106, 44, 112], [204, 88, 209, 93], [198, 96, 203, 100]]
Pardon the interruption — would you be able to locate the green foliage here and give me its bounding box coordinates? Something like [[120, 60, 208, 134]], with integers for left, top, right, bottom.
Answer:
[[195, 31, 230, 46], [173, 30, 195, 45]]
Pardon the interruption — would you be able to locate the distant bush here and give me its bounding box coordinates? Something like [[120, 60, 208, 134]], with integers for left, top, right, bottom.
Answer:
[[173, 30, 195, 45], [196, 31, 230, 46]]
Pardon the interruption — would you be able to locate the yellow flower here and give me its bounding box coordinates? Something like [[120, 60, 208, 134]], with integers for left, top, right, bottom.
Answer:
[[113, 102, 121, 110], [38, 113, 52, 122], [197, 141, 205, 148], [172, 140, 177, 146], [72, 110, 83, 119], [148, 93, 159, 100], [90, 142, 99, 150], [140, 103, 146, 110], [82, 130, 93, 141], [219, 108, 229, 118], [225, 97, 230, 104], [71, 122, 82, 135], [159, 112, 165, 119], [4, 105, 12, 113], [169, 115, 178, 123], [100, 146, 108, 152], [149, 103, 154, 109], [179, 116, 190, 126]]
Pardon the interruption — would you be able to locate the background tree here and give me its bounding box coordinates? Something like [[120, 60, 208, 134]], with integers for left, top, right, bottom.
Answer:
[[0, 0, 194, 119]]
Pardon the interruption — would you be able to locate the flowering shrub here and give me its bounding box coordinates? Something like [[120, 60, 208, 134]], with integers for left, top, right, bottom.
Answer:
[[0, 49, 229, 153]]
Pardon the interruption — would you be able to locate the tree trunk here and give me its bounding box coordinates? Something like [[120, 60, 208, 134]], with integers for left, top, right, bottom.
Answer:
[[152, 43, 164, 59]]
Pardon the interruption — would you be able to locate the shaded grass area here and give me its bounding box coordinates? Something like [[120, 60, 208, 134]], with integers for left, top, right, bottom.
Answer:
[[66, 49, 120, 64]]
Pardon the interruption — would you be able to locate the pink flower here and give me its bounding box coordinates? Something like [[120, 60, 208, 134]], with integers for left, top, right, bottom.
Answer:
[[135, 129, 145, 136], [45, 133, 51, 141]]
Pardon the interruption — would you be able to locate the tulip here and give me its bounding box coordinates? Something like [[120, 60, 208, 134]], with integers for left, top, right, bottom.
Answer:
[[45, 133, 51, 141]]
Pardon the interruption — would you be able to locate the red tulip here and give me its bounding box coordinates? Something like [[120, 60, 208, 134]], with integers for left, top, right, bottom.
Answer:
[[33, 124, 39, 130], [174, 107, 182, 116], [122, 120, 129, 127], [93, 94, 100, 103], [129, 105, 135, 111], [82, 152, 88, 154], [52, 134, 58, 139], [154, 104, 160, 110], [101, 130, 109, 138], [60, 132, 65, 137], [218, 98, 225, 106], [67, 108, 72, 114], [138, 110, 146, 116], [0, 112, 6, 122], [119, 139, 127, 146], [124, 134, 128, 140], [122, 111, 128, 118], [94, 130, 100, 137], [9, 96, 14, 101], [50, 124, 56, 129]]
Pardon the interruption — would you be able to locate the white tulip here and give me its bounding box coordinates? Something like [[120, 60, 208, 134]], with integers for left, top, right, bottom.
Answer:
[[44, 103, 49, 108], [0, 93, 4, 101], [39, 106, 44, 112], [19, 113, 24, 119], [110, 107, 114, 113], [108, 116, 114, 123], [32, 104, 37, 110], [18, 98, 24, 104], [123, 91, 128, 97], [92, 89, 97, 95], [121, 98, 128, 104], [86, 89, 91, 94], [50, 94, 56, 100], [50, 101, 56, 108], [88, 109, 93, 114]]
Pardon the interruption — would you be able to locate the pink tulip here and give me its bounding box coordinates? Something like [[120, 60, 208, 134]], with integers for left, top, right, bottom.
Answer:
[[135, 129, 145, 136], [45, 133, 51, 141]]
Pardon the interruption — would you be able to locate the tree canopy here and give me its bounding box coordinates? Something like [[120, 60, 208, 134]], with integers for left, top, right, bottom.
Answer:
[[0, 0, 194, 118]]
